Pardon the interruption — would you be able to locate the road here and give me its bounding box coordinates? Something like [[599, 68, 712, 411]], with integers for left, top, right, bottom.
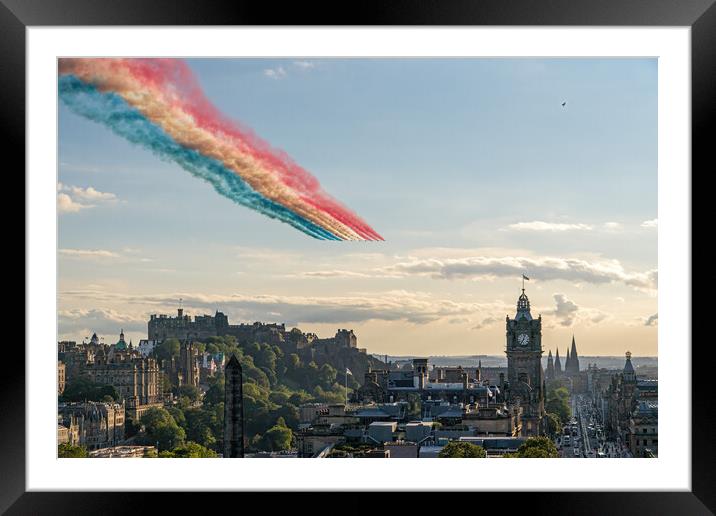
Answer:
[[555, 394, 630, 458]]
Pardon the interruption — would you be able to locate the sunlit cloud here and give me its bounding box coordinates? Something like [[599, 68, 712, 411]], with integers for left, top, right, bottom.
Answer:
[[57, 183, 117, 213], [59, 248, 120, 259], [378, 255, 657, 292], [58, 192, 94, 213], [506, 221, 593, 232]]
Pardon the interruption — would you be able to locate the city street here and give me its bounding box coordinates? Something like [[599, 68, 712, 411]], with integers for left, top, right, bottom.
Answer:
[[555, 394, 630, 458]]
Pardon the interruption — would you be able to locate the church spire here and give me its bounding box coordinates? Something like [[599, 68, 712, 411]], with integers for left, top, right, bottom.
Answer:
[[554, 348, 562, 375], [570, 335, 580, 373], [546, 350, 555, 380]]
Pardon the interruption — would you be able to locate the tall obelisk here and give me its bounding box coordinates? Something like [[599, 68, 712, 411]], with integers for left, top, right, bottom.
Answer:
[[224, 354, 244, 457]]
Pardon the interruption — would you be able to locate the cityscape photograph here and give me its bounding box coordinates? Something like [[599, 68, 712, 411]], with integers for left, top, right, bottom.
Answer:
[[57, 57, 657, 459]]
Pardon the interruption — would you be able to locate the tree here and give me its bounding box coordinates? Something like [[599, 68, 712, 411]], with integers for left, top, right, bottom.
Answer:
[[262, 424, 293, 452], [160, 373, 172, 393], [317, 363, 337, 389], [514, 436, 559, 458], [140, 407, 186, 451], [438, 441, 487, 458], [544, 412, 563, 438], [170, 441, 218, 458], [154, 338, 180, 363], [60, 376, 119, 403], [176, 385, 202, 403], [58, 443, 87, 458], [546, 385, 571, 424]]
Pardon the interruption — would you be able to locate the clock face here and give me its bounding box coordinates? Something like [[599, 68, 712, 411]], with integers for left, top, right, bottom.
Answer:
[[517, 333, 530, 346]]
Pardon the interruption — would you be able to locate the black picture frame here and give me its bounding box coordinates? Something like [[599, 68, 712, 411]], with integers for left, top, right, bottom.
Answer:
[[7, 0, 713, 513]]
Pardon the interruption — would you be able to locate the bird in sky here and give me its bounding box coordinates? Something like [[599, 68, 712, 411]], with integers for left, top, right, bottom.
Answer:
[[562, 101, 567, 107]]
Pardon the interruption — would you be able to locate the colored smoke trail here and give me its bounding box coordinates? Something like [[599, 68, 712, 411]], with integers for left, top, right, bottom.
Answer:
[[58, 58, 383, 241]]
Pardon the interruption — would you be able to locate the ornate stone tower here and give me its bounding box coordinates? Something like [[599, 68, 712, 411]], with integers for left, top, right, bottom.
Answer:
[[224, 354, 244, 458], [568, 335, 580, 374], [546, 350, 555, 380], [554, 348, 562, 377], [505, 287, 546, 436]]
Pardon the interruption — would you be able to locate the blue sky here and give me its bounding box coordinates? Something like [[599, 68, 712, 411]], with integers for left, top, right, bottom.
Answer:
[[58, 58, 658, 356]]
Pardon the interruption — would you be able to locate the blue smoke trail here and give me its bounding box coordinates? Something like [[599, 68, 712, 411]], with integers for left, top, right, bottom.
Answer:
[[58, 75, 339, 240]]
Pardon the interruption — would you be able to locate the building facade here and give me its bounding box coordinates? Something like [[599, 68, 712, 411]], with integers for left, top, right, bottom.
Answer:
[[504, 288, 546, 436], [58, 401, 126, 450]]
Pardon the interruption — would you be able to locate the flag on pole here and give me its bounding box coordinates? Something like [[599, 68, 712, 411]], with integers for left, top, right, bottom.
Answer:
[[522, 274, 530, 281], [346, 368, 353, 375]]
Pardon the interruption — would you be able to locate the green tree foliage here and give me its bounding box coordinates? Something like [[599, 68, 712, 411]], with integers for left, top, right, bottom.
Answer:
[[545, 385, 571, 424], [163, 441, 218, 458], [154, 338, 181, 363], [261, 421, 293, 451], [317, 364, 338, 389], [150, 333, 373, 455], [60, 376, 119, 402], [515, 436, 559, 458], [544, 412, 563, 438], [58, 443, 88, 458], [438, 441, 487, 458], [175, 385, 202, 403], [140, 407, 186, 451]]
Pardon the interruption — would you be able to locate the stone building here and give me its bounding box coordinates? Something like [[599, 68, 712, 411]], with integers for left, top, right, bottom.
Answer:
[[599, 351, 658, 457], [83, 336, 162, 421], [546, 350, 555, 380], [354, 358, 500, 406], [58, 361, 66, 395], [565, 336, 581, 375], [554, 348, 563, 377], [628, 400, 658, 457], [58, 401, 126, 450], [504, 287, 546, 436]]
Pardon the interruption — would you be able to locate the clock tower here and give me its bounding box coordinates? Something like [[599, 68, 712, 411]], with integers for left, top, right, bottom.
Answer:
[[505, 286, 546, 436]]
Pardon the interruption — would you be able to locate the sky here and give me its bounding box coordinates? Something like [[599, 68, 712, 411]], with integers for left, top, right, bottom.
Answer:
[[57, 58, 658, 356]]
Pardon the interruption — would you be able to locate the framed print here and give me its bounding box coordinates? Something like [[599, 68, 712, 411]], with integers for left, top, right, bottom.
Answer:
[[7, 0, 714, 513]]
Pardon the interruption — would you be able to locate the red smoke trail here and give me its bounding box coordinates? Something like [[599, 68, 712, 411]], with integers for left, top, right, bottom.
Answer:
[[119, 59, 383, 240]]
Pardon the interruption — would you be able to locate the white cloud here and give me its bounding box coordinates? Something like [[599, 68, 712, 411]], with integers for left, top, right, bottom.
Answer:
[[293, 61, 315, 69], [379, 255, 657, 292], [549, 293, 580, 326], [543, 293, 610, 328], [264, 66, 287, 79], [641, 218, 658, 228], [59, 248, 120, 259], [65, 185, 117, 202], [644, 313, 658, 326], [603, 222, 623, 230], [60, 289, 512, 328], [506, 221, 593, 232], [57, 192, 94, 213], [57, 183, 117, 213], [58, 308, 146, 339]]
